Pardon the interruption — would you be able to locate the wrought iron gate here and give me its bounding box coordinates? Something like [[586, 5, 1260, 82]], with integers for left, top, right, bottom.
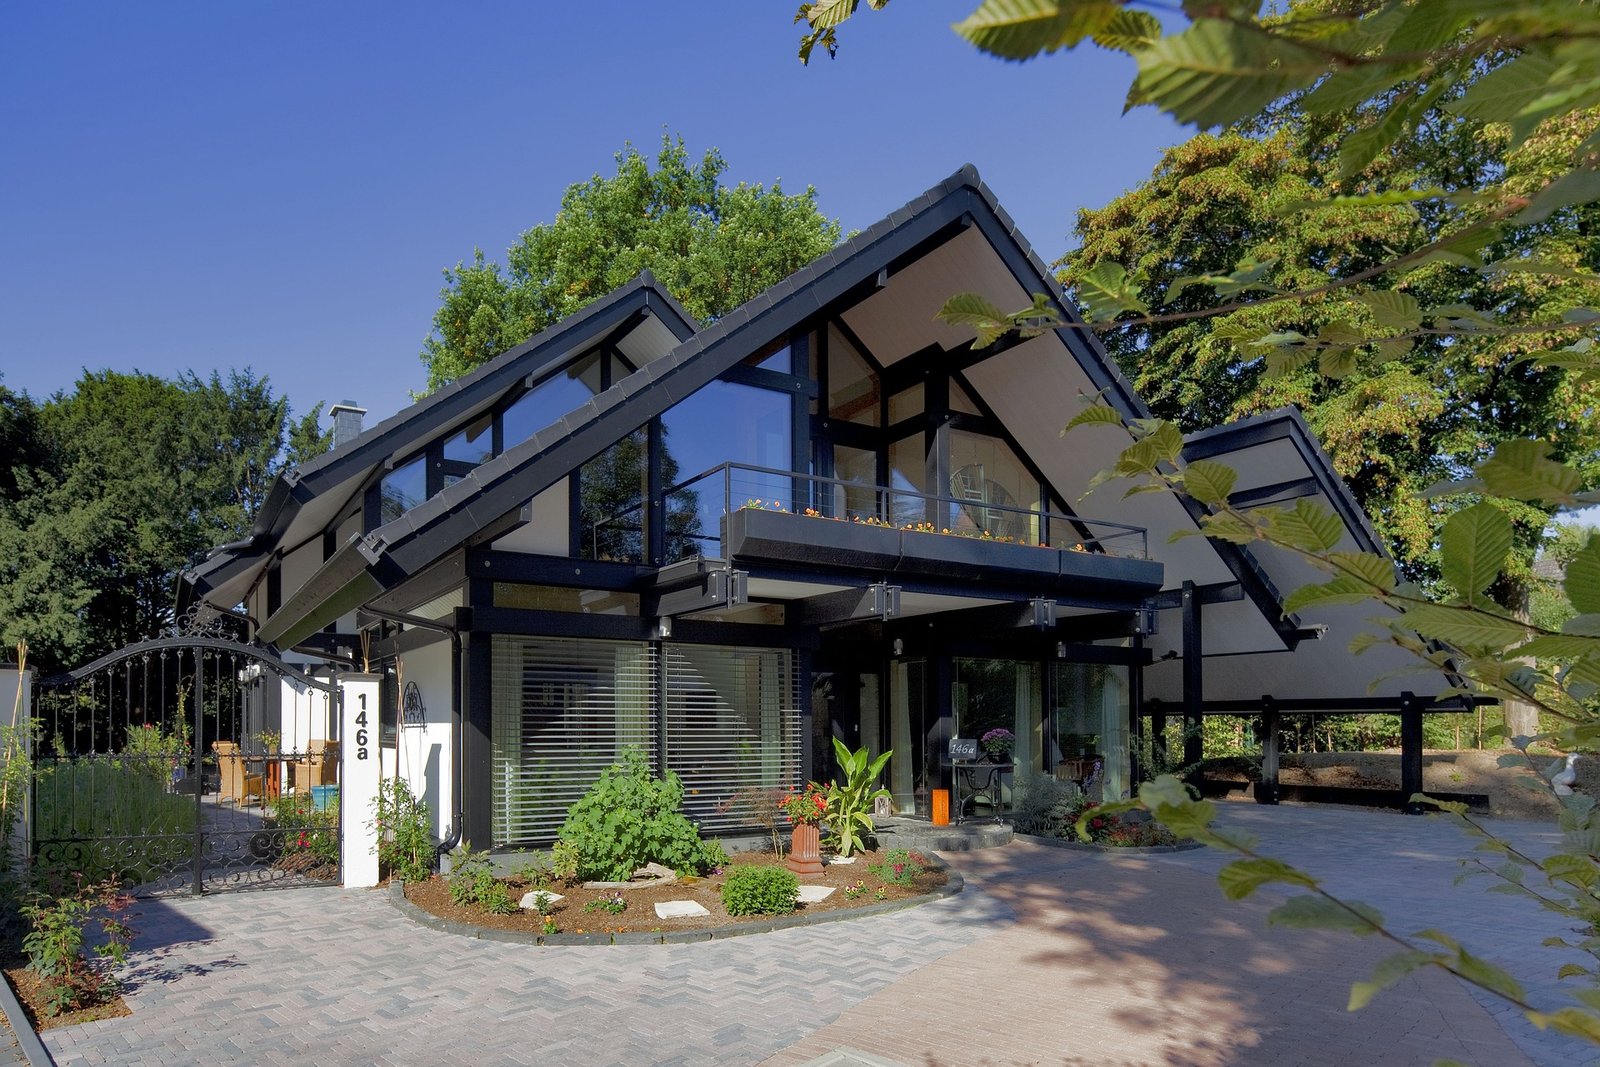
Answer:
[[33, 630, 342, 896]]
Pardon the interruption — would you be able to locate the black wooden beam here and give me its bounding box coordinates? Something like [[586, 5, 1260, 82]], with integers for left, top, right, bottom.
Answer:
[[792, 584, 900, 628], [1258, 695, 1280, 805], [1400, 690, 1424, 814], [1144, 582, 1242, 609], [1181, 580, 1204, 783], [466, 549, 652, 590]]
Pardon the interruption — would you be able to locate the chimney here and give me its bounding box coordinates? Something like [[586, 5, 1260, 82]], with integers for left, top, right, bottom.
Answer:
[[329, 401, 366, 449]]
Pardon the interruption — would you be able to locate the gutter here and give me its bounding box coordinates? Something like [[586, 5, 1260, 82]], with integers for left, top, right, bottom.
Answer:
[[359, 606, 465, 863]]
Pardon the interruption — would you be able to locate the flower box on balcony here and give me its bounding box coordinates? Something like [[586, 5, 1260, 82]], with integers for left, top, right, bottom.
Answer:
[[896, 528, 1062, 579], [723, 507, 901, 572]]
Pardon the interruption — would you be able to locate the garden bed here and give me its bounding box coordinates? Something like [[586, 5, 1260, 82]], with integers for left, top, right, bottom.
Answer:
[[398, 847, 952, 942], [2, 958, 129, 1032]]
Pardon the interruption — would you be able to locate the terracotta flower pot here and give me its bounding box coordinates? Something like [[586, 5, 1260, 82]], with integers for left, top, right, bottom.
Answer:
[[786, 821, 825, 877]]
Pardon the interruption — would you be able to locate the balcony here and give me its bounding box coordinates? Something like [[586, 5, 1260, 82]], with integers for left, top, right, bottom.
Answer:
[[592, 464, 1161, 594]]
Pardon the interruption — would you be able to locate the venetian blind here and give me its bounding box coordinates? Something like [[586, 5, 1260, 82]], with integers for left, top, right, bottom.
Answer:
[[490, 636, 658, 847]]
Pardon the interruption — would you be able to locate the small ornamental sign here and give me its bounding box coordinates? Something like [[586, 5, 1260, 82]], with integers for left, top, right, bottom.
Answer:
[[401, 681, 426, 728]]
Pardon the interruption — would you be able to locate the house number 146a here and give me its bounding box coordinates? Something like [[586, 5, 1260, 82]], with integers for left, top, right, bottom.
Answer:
[[355, 694, 370, 760]]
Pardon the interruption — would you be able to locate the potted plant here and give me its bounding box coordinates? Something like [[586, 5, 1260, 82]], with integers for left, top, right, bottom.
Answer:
[[780, 782, 829, 876], [981, 728, 1015, 762]]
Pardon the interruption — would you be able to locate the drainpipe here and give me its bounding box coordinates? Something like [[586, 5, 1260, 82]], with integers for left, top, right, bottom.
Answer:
[[359, 606, 465, 862]]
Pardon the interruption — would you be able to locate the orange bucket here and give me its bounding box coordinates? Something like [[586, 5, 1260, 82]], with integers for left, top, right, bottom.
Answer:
[[931, 788, 951, 826]]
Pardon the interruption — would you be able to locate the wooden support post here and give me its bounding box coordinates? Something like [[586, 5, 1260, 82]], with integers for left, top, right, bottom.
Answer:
[[1181, 580, 1203, 786], [1257, 695, 1279, 805], [1400, 690, 1424, 813]]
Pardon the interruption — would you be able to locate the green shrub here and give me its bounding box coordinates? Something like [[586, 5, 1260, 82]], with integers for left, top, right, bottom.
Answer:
[[372, 777, 433, 883], [445, 843, 519, 915], [720, 865, 799, 916], [869, 848, 926, 887], [556, 748, 723, 881], [1010, 770, 1083, 837], [268, 790, 339, 871]]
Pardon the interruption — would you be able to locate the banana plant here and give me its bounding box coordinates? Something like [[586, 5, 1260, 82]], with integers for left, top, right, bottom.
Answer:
[[824, 737, 892, 857]]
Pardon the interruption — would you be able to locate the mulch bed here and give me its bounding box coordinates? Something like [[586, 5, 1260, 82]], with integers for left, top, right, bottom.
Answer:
[[404, 848, 947, 936], [3, 958, 129, 1031]]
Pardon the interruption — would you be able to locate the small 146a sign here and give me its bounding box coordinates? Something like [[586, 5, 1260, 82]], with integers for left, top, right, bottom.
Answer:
[[401, 681, 426, 728]]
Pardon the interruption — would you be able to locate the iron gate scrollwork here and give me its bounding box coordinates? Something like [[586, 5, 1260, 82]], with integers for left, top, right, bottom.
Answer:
[[33, 636, 342, 896]]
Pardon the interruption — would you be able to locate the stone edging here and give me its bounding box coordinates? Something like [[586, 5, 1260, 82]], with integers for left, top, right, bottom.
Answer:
[[385, 858, 964, 946], [0, 972, 55, 1067], [1013, 831, 1206, 855]]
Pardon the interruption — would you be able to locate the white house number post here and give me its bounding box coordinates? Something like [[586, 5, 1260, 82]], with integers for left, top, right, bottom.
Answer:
[[340, 673, 382, 888]]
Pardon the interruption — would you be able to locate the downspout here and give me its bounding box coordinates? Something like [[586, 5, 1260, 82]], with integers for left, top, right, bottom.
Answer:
[[360, 606, 465, 861]]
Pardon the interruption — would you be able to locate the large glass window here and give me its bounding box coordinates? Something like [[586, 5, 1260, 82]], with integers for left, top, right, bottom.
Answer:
[[888, 384, 924, 427], [663, 644, 800, 833], [954, 658, 1042, 774], [503, 351, 603, 450], [580, 427, 649, 562], [888, 436, 928, 526], [831, 444, 878, 520], [662, 380, 792, 557], [378, 456, 426, 526], [947, 429, 1041, 544], [443, 413, 493, 464], [490, 637, 657, 846], [827, 324, 879, 426]]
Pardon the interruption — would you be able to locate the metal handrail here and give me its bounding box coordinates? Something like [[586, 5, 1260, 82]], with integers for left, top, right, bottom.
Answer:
[[592, 462, 1149, 561]]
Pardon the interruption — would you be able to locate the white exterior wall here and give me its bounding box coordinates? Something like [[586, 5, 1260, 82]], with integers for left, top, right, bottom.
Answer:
[[393, 639, 456, 846], [278, 674, 336, 755]]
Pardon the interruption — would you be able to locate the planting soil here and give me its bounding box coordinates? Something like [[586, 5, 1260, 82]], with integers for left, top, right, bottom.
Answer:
[[3, 961, 129, 1031], [1205, 748, 1567, 820], [404, 847, 948, 936]]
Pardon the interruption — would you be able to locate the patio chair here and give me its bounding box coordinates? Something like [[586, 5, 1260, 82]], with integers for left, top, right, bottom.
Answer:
[[289, 739, 339, 792], [214, 741, 263, 805]]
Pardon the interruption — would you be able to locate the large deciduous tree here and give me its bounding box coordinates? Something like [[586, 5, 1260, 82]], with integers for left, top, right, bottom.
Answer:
[[420, 135, 841, 391], [1060, 119, 1600, 586], [0, 370, 328, 673]]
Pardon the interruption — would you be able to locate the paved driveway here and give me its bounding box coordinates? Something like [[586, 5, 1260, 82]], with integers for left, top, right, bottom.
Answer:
[[42, 804, 1600, 1066]]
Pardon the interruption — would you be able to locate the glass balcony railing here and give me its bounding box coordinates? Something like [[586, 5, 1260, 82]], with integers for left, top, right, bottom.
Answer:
[[590, 462, 1148, 566]]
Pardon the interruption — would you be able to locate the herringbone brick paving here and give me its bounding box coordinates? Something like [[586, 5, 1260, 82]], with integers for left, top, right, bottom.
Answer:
[[39, 804, 1600, 1066]]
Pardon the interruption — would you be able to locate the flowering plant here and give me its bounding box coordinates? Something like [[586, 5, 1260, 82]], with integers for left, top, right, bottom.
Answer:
[[779, 782, 829, 826], [980, 728, 1015, 757]]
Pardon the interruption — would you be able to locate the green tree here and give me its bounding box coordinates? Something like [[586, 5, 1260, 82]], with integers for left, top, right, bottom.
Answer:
[[0, 370, 327, 672], [421, 135, 841, 391]]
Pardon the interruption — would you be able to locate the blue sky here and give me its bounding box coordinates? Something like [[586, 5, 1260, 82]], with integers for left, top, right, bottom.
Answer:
[[1, 2, 1187, 429]]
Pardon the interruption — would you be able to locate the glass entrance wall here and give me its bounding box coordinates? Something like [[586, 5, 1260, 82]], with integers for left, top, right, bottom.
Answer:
[[888, 659, 934, 815], [1049, 662, 1130, 800], [952, 658, 1043, 774]]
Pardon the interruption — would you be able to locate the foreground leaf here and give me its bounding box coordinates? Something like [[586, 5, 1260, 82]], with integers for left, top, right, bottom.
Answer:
[[1268, 894, 1384, 935], [1439, 502, 1512, 603], [1131, 19, 1329, 129]]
